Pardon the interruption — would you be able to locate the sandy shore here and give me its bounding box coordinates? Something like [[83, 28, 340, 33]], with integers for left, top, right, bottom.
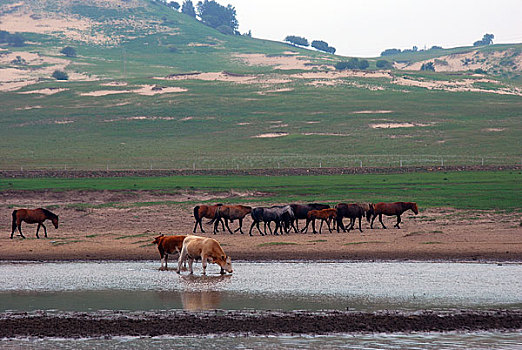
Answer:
[[1, 190, 521, 262]]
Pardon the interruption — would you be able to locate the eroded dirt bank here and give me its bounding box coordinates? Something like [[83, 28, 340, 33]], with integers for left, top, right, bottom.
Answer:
[[1, 310, 521, 337]]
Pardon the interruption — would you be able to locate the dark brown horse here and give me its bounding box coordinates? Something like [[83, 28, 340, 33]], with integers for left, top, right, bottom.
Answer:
[[193, 204, 224, 233], [211, 205, 252, 234], [335, 203, 366, 233], [11, 208, 59, 239], [370, 202, 418, 229]]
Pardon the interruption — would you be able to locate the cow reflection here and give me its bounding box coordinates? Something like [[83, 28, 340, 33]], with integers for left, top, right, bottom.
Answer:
[[181, 290, 221, 310]]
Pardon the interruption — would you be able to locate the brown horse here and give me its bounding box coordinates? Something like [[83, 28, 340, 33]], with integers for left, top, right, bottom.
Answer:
[[193, 204, 224, 233], [11, 208, 59, 239], [211, 205, 252, 234], [304, 208, 337, 234], [370, 202, 418, 229]]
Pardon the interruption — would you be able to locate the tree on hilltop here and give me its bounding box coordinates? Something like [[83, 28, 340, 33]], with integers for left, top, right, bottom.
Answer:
[[60, 46, 77, 58], [311, 40, 336, 54], [181, 0, 196, 17], [284, 35, 309, 47], [196, 0, 238, 34], [473, 33, 494, 46]]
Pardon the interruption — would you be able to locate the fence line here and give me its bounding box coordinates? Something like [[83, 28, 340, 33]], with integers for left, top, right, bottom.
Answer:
[[2, 154, 521, 171]]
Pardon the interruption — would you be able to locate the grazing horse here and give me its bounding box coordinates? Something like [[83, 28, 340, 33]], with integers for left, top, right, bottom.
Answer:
[[248, 205, 296, 236], [193, 204, 224, 233], [211, 205, 252, 234], [11, 208, 59, 239], [335, 203, 367, 233], [291, 203, 330, 233], [304, 208, 337, 234], [370, 202, 419, 229]]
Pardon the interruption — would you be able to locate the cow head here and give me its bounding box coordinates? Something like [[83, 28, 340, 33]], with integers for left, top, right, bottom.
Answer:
[[152, 233, 164, 245], [218, 255, 233, 274]]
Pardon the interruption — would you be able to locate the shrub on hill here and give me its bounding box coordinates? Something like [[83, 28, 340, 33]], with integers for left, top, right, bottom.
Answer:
[[60, 46, 77, 57], [52, 70, 69, 80], [376, 59, 393, 69], [420, 62, 435, 71], [335, 58, 369, 70], [0, 31, 25, 47], [474, 33, 494, 46]]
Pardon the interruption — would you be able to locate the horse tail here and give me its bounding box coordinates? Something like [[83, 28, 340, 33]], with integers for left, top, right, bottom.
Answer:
[[193, 206, 201, 222], [11, 210, 18, 231]]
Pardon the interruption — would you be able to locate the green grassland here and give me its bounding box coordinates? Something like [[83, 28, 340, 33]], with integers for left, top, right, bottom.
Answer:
[[0, 0, 521, 170], [1, 171, 520, 210]]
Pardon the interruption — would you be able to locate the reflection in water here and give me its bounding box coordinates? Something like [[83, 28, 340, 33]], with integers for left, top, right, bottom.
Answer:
[[179, 274, 231, 310], [181, 291, 221, 310]]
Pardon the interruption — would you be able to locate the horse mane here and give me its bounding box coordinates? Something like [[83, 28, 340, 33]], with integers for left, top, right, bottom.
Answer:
[[40, 208, 58, 219]]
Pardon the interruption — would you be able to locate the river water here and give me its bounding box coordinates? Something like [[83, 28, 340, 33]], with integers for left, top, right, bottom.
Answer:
[[1, 261, 521, 349]]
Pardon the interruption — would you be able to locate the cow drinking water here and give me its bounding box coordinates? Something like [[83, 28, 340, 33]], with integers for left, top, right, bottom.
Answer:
[[177, 235, 233, 275]]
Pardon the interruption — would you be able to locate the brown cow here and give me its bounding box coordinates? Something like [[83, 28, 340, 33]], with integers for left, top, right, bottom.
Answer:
[[152, 234, 187, 270], [304, 208, 337, 234], [177, 235, 233, 275]]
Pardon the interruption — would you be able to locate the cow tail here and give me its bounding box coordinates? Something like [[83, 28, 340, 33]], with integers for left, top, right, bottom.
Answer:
[[11, 210, 18, 231]]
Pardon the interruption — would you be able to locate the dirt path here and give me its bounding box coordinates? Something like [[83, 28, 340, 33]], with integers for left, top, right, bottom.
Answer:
[[1, 190, 520, 262]]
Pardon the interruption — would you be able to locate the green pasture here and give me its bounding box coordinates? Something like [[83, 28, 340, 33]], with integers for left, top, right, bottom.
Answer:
[[1, 171, 520, 210], [1, 0, 521, 170]]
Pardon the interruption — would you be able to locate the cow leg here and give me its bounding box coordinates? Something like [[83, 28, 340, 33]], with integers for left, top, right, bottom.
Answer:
[[160, 251, 166, 270], [188, 258, 194, 274], [201, 256, 207, 275], [379, 214, 387, 229], [177, 249, 187, 274], [395, 215, 401, 229], [164, 254, 169, 270]]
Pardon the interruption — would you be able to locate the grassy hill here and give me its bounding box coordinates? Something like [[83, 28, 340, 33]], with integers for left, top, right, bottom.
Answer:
[[1, 0, 521, 170]]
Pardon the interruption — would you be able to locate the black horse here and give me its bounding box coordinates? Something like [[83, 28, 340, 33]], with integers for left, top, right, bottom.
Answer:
[[290, 203, 330, 233], [248, 205, 296, 236]]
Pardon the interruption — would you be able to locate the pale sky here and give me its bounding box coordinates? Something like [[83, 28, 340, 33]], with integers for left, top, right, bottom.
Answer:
[[218, 0, 522, 57]]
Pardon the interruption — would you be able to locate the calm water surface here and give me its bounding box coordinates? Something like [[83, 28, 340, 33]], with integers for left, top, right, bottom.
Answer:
[[0, 261, 520, 312]]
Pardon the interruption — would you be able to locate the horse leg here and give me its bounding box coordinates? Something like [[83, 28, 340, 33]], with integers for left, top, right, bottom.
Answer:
[[11, 222, 17, 239], [357, 216, 363, 233], [336, 217, 345, 233], [294, 219, 300, 233], [379, 214, 387, 229], [248, 221, 256, 236], [311, 219, 317, 234], [234, 218, 244, 234], [326, 218, 332, 233], [224, 219, 234, 234], [395, 215, 401, 229], [347, 218, 353, 232], [42, 223, 48, 238], [220, 219, 226, 232], [35, 224, 41, 239], [267, 222, 274, 235], [370, 214, 376, 229], [319, 219, 325, 234], [301, 218, 310, 233]]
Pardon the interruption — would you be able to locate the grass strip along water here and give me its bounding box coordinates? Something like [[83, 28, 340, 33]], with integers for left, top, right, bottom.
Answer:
[[0, 170, 520, 210]]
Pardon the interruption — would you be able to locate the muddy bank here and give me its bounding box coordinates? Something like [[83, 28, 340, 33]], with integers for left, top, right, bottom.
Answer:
[[0, 310, 520, 337], [1, 165, 519, 178]]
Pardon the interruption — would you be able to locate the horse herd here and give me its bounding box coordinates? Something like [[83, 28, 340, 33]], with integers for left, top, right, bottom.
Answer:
[[193, 202, 419, 236], [9, 202, 418, 240]]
